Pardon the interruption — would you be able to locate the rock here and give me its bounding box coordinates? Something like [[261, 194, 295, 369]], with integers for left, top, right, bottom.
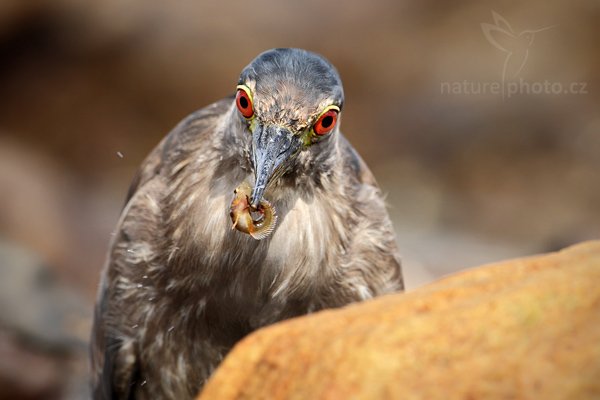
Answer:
[[0, 329, 63, 400], [0, 242, 91, 400], [198, 241, 600, 400], [0, 138, 74, 283], [0, 242, 89, 351]]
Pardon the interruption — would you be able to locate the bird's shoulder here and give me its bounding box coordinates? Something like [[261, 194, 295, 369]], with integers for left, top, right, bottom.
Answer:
[[337, 133, 379, 189], [124, 97, 233, 204], [332, 134, 404, 294], [92, 97, 233, 399]]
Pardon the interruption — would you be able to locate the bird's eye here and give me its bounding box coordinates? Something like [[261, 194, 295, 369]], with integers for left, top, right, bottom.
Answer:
[[236, 86, 254, 119], [313, 107, 339, 136]]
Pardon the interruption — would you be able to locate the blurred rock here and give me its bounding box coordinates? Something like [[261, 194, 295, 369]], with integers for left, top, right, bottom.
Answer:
[[0, 242, 89, 350], [0, 138, 73, 271], [199, 241, 600, 400], [0, 242, 91, 400], [0, 137, 117, 294], [0, 330, 62, 400]]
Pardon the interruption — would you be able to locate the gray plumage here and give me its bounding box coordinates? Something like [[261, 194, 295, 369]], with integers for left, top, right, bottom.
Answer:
[[91, 48, 403, 400]]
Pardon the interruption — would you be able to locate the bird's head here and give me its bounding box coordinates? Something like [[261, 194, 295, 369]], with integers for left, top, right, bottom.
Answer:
[[233, 48, 344, 208]]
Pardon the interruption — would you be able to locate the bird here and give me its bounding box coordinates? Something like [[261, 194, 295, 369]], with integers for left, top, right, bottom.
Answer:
[[90, 48, 404, 400]]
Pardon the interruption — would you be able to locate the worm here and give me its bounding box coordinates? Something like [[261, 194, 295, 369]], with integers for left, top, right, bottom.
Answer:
[[230, 182, 277, 240]]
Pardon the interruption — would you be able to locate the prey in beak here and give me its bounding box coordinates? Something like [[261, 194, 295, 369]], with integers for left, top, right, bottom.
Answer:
[[229, 123, 300, 240], [229, 181, 278, 240]]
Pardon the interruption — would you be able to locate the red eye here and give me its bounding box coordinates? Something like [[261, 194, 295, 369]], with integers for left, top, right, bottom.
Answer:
[[313, 109, 338, 136], [236, 88, 254, 118]]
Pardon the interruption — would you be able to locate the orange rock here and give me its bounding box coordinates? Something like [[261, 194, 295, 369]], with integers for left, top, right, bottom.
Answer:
[[198, 241, 600, 400]]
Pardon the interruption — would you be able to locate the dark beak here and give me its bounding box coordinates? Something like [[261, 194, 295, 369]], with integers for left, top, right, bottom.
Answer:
[[250, 124, 301, 208]]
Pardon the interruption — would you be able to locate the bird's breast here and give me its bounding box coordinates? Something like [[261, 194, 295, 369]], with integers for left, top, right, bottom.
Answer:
[[182, 179, 341, 298]]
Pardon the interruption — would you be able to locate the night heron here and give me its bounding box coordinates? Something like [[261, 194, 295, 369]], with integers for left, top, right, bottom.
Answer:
[[91, 48, 403, 399]]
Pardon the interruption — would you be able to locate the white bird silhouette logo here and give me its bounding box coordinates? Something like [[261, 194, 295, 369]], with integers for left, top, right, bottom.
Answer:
[[481, 11, 555, 83]]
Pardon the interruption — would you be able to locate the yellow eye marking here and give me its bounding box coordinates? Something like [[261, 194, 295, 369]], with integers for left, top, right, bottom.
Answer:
[[303, 104, 341, 145], [314, 105, 340, 122], [236, 84, 254, 104], [249, 117, 258, 133]]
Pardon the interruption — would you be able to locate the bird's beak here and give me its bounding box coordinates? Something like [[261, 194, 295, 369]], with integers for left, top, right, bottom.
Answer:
[[250, 124, 301, 208]]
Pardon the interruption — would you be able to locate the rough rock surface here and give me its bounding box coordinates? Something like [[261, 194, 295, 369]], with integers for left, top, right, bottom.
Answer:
[[198, 241, 600, 400]]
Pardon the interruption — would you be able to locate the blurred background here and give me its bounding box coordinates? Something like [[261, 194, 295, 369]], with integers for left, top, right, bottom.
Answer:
[[0, 0, 598, 398]]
